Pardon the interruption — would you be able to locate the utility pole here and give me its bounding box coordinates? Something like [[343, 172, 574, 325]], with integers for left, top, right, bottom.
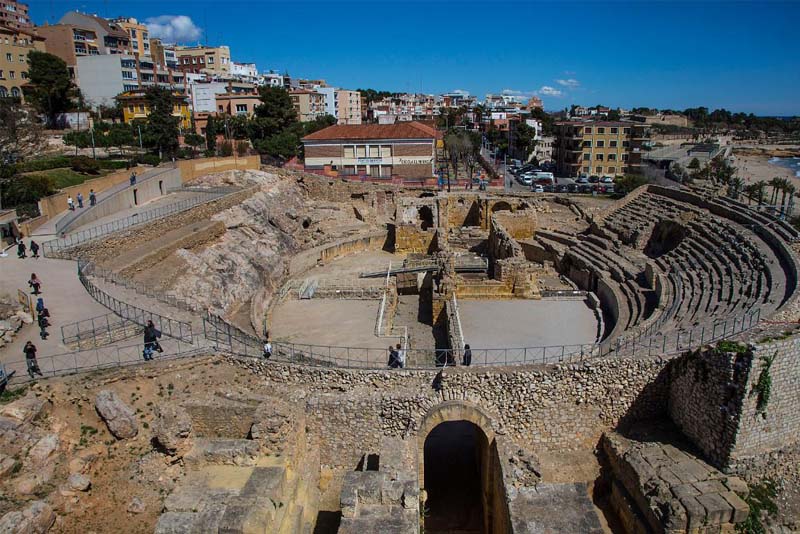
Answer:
[[138, 125, 143, 149], [90, 128, 96, 159]]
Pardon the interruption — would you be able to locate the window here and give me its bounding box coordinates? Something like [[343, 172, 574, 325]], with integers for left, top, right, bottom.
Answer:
[[356, 145, 367, 158], [608, 153, 617, 161], [20, 72, 26, 79], [130, 29, 137, 38], [0, 86, 7, 97], [122, 70, 134, 79], [380, 145, 391, 157], [596, 154, 604, 161], [138, 104, 145, 112], [623, 127, 631, 134], [128, 105, 134, 112], [344, 146, 355, 158], [596, 140, 605, 148], [596, 166, 603, 173], [235, 104, 247, 113], [583, 153, 590, 161], [597, 127, 605, 134], [610, 140, 618, 148], [0, 70, 4, 79], [610, 127, 618, 134], [582, 140, 591, 148], [18, 54, 24, 62], [11, 86, 19, 97], [368, 145, 380, 157], [622, 141, 630, 148], [608, 167, 616, 173], [356, 165, 367, 175], [5, 53, 11, 61], [584, 127, 592, 134], [583, 166, 590, 173], [207, 56, 214, 64], [622, 154, 629, 162]]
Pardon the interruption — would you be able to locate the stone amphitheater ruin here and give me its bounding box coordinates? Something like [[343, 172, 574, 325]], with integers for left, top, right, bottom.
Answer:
[[1, 165, 799, 533]]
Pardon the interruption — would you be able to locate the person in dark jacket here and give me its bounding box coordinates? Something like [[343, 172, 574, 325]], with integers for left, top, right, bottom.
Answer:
[[24, 341, 43, 378], [89, 189, 97, 206], [37, 308, 50, 339], [142, 320, 162, 361], [17, 240, 26, 258], [29, 240, 40, 258], [28, 273, 42, 295], [462, 344, 472, 366]]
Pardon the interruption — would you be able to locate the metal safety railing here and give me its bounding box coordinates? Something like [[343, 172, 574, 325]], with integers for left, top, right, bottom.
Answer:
[[61, 311, 140, 350], [78, 260, 194, 343], [43, 190, 227, 258]]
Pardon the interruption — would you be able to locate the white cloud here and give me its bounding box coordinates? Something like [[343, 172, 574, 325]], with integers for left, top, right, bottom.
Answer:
[[145, 15, 202, 43], [538, 86, 563, 97], [450, 89, 470, 95], [556, 78, 580, 88]]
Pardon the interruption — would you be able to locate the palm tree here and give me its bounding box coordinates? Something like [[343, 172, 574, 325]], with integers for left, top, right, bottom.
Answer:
[[781, 183, 796, 217], [743, 183, 758, 205], [756, 181, 767, 206], [769, 177, 783, 206], [778, 178, 790, 209], [728, 177, 744, 200]]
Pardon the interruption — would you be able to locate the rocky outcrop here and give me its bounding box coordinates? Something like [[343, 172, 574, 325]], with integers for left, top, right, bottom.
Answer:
[[94, 390, 138, 439], [152, 404, 192, 456], [0, 501, 56, 533]]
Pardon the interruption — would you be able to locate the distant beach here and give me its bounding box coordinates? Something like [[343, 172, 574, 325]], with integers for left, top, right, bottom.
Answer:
[[768, 157, 800, 178], [733, 146, 800, 186]]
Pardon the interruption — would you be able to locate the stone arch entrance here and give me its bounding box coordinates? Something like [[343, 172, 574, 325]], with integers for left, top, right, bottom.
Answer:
[[418, 400, 505, 533]]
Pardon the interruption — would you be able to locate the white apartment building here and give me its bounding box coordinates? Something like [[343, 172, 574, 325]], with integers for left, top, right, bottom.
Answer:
[[230, 62, 258, 83], [316, 87, 362, 125]]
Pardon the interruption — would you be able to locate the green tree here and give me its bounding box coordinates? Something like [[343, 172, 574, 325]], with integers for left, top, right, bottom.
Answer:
[[107, 123, 135, 156], [0, 99, 45, 163], [252, 86, 297, 132], [606, 108, 621, 121], [205, 116, 219, 153], [512, 123, 538, 161], [614, 174, 651, 196], [22, 50, 80, 128], [62, 129, 92, 149], [142, 86, 180, 158], [184, 132, 205, 158], [256, 131, 300, 159]]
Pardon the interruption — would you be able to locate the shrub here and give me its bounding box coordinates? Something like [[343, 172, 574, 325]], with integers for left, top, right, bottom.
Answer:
[[15, 156, 71, 173], [219, 141, 233, 157], [236, 140, 249, 157], [135, 154, 161, 166], [1, 174, 55, 208], [96, 159, 130, 170], [70, 156, 101, 175], [203, 149, 216, 158]]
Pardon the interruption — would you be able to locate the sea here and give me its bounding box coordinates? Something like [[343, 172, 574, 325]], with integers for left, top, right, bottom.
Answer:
[[769, 156, 800, 178]]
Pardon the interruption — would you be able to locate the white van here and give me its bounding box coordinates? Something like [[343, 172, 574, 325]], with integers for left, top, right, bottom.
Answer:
[[532, 171, 555, 185]]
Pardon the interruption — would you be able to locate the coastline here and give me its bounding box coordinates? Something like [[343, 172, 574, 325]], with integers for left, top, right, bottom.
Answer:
[[732, 146, 800, 187]]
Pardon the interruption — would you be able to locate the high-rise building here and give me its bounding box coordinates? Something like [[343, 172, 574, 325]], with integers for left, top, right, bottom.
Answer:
[[35, 23, 100, 77], [58, 12, 131, 55], [0, 23, 45, 99], [0, 1, 31, 28], [149, 38, 177, 70], [289, 89, 326, 122], [174, 45, 231, 76], [111, 17, 149, 57], [75, 54, 186, 109], [552, 121, 650, 177]]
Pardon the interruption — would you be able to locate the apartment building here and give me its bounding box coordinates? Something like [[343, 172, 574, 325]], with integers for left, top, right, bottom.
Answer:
[[76, 54, 186, 108], [189, 80, 255, 113], [175, 45, 230, 76], [302, 122, 439, 182], [117, 89, 191, 129], [261, 71, 288, 88], [316, 87, 362, 125], [58, 12, 131, 55], [552, 121, 649, 177], [0, 23, 45, 99], [35, 24, 99, 77], [369, 93, 438, 122], [112, 17, 149, 57], [0, 1, 30, 28], [230, 62, 258, 83], [149, 38, 177, 70], [290, 89, 326, 122]]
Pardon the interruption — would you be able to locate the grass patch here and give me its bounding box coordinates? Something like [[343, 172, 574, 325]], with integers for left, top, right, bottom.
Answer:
[[715, 340, 749, 354], [24, 167, 113, 189], [0, 386, 28, 404], [736, 480, 778, 533]]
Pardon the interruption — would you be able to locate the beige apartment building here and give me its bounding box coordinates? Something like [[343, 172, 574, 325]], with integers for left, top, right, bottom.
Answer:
[[36, 24, 99, 76], [337, 89, 362, 125], [0, 0, 30, 28], [0, 23, 44, 99], [290, 89, 326, 122], [175, 45, 230, 76], [112, 17, 149, 57], [553, 121, 649, 177]]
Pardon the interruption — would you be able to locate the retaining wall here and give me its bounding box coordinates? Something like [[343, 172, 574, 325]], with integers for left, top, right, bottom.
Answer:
[[178, 155, 260, 182], [38, 169, 133, 220]]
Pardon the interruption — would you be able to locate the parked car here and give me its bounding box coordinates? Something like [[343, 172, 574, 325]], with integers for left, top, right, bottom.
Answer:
[[589, 175, 600, 183], [578, 184, 593, 194], [576, 176, 589, 184], [542, 184, 555, 193], [532, 184, 544, 193], [567, 183, 579, 193], [601, 176, 614, 183], [602, 184, 615, 194], [555, 184, 569, 193], [519, 174, 534, 185]]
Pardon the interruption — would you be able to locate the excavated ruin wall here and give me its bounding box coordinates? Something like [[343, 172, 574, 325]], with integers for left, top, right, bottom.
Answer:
[[232, 355, 671, 468]]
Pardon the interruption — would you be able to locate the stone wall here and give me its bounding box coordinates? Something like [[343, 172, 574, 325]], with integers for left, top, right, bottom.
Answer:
[[493, 211, 536, 241], [184, 403, 258, 439], [232, 355, 671, 468], [178, 155, 260, 182], [395, 224, 436, 254]]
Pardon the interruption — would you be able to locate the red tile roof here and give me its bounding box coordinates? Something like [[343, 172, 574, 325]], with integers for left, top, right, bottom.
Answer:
[[303, 121, 440, 141]]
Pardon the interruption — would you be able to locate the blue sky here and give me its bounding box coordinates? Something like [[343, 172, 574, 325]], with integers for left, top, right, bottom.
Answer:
[[28, 1, 800, 115]]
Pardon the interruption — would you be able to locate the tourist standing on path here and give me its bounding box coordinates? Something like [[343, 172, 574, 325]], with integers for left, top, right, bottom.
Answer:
[[76, 192, 84, 208], [142, 320, 162, 361], [130, 172, 137, 186], [89, 189, 96, 206], [35, 297, 44, 315], [29, 240, 39, 258], [263, 339, 272, 359], [387, 345, 399, 368], [28, 273, 42, 295], [395, 343, 406, 369], [17, 239, 26, 258], [67, 196, 75, 211], [24, 341, 43, 379], [462, 344, 472, 366]]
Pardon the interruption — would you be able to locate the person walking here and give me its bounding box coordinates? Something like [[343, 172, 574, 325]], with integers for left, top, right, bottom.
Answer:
[[29, 240, 39, 259], [28, 273, 42, 295], [395, 343, 406, 369], [35, 297, 44, 315], [37, 308, 50, 340], [16, 239, 26, 259], [462, 344, 472, 366], [129, 171, 137, 186], [76, 192, 84, 208], [89, 189, 96, 206], [67, 196, 75, 211], [24, 341, 43, 379], [263, 338, 272, 359], [142, 320, 162, 361]]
